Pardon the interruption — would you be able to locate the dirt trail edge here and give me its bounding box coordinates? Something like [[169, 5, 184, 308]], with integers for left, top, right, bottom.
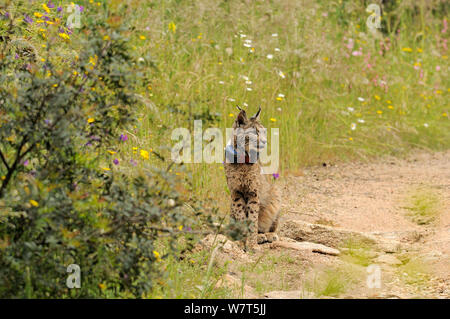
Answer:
[[200, 151, 449, 299]]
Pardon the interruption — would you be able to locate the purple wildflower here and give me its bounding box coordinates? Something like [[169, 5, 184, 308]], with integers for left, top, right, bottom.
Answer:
[[119, 134, 128, 142], [79, 5, 84, 12], [23, 14, 33, 24], [47, 1, 55, 9], [57, 6, 63, 13], [23, 160, 29, 166], [113, 159, 119, 165], [272, 173, 280, 179]]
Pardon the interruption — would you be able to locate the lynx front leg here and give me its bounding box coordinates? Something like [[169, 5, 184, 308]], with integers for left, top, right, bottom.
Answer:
[[245, 191, 260, 249], [230, 191, 247, 229]]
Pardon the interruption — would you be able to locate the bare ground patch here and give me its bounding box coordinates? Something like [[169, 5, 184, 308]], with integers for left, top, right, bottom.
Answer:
[[204, 151, 449, 298]]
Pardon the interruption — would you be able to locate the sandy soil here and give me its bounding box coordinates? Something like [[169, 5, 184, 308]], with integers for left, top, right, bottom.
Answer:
[[215, 151, 450, 298]]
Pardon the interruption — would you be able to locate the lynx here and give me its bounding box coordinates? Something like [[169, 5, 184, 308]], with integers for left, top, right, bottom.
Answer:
[[224, 106, 281, 250]]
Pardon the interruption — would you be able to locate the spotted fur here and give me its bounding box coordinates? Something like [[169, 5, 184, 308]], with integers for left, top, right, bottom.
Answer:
[[224, 107, 281, 250]]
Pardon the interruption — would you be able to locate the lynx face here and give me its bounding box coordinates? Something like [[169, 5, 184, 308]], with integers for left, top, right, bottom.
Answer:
[[230, 107, 267, 164]]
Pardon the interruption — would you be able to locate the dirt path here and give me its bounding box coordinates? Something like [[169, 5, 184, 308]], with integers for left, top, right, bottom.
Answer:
[[210, 151, 449, 298]]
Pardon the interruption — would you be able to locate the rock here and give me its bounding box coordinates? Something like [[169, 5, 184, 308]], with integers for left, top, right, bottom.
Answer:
[[376, 240, 401, 253], [215, 274, 258, 299], [271, 239, 340, 256], [374, 254, 403, 266], [264, 290, 315, 299], [279, 220, 402, 253], [196, 234, 249, 260]]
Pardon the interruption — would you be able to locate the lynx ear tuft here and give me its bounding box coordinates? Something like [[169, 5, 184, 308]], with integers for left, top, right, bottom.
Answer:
[[251, 106, 261, 120], [236, 110, 248, 126]]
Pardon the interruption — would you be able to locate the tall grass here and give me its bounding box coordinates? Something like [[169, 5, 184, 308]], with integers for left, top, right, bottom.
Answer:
[[6, 0, 448, 297], [114, 0, 450, 205]]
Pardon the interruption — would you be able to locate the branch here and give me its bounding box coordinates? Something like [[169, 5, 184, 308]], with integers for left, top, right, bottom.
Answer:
[[0, 148, 10, 170]]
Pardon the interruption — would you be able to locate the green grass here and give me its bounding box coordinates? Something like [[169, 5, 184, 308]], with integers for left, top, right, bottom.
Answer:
[[236, 253, 302, 296], [304, 266, 361, 297], [396, 254, 431, 288], [403, 188, 442, 225], [120, 0, 449, 206], [146, 248, 231, 299], [5, 0, 449, 298], [340, 237, 378, 267]]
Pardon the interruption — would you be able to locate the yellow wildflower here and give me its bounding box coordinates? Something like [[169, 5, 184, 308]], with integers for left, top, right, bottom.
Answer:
[[139, 35, 146, 40], [34, 12, 43, 18], [168, 22, 176, 33], [42, 3, 50, 13], [140, 150, 149, 160], [374, 95, 381, 100], [270, 118, 276, 122], [29, 200, 39, 207], [87, 118, 95, 123], [377, 110, 383, 114], [58, 33, 70, 40], [402, 47, 413, 52], [153, 250, 161, 260]]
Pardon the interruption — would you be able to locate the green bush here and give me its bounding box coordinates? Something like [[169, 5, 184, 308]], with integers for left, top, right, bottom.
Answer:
[[0, 1, 198, 298]]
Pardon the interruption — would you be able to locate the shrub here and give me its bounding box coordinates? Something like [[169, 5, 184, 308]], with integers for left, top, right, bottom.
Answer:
[[0, 1, 198, 298]]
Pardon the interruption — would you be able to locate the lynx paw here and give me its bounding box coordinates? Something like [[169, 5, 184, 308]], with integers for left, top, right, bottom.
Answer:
[[257, 233, 268, 244], [265, 232, 279, 243], [256, 232, 279, 244]]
